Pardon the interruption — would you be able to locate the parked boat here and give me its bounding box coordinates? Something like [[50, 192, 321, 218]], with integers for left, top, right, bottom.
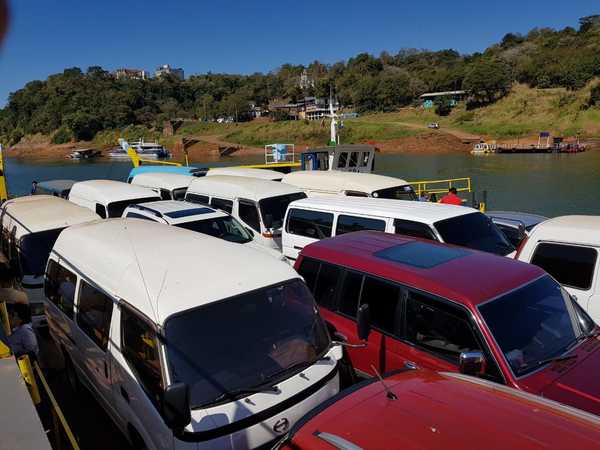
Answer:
[[68, 148, 101, 159], [108, 139, 171, 159]]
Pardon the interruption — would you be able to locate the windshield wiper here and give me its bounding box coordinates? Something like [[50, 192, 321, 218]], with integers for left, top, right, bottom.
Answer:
[[195, 384, 280, 409], [263, 355, 332, 385], [521, 353, 577, 371]]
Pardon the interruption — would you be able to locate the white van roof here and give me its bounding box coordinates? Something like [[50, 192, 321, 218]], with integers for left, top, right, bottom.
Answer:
[[207, 167, 283, 181], [131, 172, 194, 191], [69, 180, 159, 204], [288, 196, 475, 225], [52, 219, 298, 324], [282, 171, 410, 194], [2, 195, 100, 235], [528, 215, 600, 246], [186, 175, 303, 202]]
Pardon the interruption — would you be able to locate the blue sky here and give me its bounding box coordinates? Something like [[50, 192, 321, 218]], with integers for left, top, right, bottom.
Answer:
[[0, 0, 598, 105]]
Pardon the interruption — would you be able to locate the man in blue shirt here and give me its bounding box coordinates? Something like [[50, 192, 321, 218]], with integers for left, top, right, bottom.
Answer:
[[2, 303, 39, 358]]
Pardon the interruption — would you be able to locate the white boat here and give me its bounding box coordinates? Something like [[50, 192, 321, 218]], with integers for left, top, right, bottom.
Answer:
[[108, 139, 171, 159]]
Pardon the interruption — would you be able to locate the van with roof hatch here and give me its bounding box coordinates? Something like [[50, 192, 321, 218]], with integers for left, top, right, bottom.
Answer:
[[515, 215, 600, 324], [185, 175, 306, 250], [295, 231, 600, 415], [0, 195, 99, 329], [282, 196, 514, 260], [68, 180, 161, 218], [276, 367, 600, 450], [45, 219, 341, 450], [130, 172, 194, 200], [282, 171, 416, 200], [121, 200, 287, 262]]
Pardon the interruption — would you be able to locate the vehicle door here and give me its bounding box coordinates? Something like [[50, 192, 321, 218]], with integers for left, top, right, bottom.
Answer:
[[74, 279, 119, 420], [528, 242, 599, 322], [283, 208, 334, 261], [111, 304, 171, 450], [333, 214, 387, 237], [44, 259, 78, 350]]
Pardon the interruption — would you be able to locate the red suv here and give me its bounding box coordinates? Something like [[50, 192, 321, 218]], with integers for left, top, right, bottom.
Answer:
[[277, 367, 600, 450], [295, 231, 600, 415]]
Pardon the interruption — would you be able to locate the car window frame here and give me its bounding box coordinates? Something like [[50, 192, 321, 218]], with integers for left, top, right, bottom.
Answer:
[[76, 279, 115, 352], [238, 198, 261, 233]]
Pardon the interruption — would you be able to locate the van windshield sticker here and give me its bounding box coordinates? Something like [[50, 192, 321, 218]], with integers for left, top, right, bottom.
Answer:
[[374, 242, 469, 268], [164, 207, 214, 219]]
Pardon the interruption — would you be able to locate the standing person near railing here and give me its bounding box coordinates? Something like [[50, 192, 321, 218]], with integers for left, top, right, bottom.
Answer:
[[440, 187, 462, 205], [1, 303, 39, 358]]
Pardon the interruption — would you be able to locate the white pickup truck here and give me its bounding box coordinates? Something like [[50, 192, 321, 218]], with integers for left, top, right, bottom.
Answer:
[[516, 215, 600, 323]]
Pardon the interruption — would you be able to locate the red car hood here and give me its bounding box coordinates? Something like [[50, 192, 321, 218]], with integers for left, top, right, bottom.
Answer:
[[541, 335, 600, 415]]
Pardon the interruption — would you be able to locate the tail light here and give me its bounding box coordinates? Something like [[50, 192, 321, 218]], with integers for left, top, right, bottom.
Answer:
[[262, 232, 274, 238]]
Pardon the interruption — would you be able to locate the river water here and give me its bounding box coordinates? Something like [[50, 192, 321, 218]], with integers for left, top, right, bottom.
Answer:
[[5, 151, 600, 217]]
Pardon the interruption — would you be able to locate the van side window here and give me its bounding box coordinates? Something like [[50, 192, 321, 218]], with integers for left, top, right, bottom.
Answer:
[[405, 292, 480, 363], [338, 271, 363, 317], [360, 277, 401, 334], [77, 281, 113, 351], [336, 215, 386, 235], [186, 193, 209, 205], [45, 260, 77, 319], [531, 243, 597, 290], [337, 152, 348, 168], [238, 200, 261, 232], [210, 197, 233, 214], [95, 203, 107, 219], [297, 257, 320, 292], [345, 191, 368, 197], [312, 263, 340, 310], [394, 219, 436, 240], [287, 209, 333, 239], [348, 152, 358, 168], [121, 308, 163, 407]]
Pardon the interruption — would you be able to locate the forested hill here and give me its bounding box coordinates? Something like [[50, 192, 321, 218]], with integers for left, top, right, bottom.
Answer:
[[1, 15, 600, 145]]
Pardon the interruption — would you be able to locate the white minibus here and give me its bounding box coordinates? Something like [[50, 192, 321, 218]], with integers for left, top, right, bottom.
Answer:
[[45, 219, 341, 450], [130, 172, 194, 200]]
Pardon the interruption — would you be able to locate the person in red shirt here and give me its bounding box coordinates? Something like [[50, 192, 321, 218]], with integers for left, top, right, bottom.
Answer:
[[440, 187, 463, 205]]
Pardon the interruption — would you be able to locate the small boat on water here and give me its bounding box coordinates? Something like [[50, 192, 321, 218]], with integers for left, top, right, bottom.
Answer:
[[68, 148, 102, 159], [108, 139, 171, 159]]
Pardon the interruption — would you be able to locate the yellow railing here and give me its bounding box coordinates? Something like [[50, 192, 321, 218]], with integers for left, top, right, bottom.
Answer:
[[410, 177, 472, 196], [1, 301, 80, 450]]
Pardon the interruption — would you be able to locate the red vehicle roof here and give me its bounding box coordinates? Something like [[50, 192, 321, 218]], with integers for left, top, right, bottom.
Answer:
[[299, 231, 544, 307], [281, 369, 600, 450]]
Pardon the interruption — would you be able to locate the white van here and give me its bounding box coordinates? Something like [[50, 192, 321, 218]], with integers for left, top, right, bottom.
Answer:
[[185, 175, 306, 250], [515, 215, 600, 322], [0, 195, 99, 328], [282, 196, 514, 260], [130, 172, 194, 200], [45, 219, 340, 450], [69, 180, 161, 218], [207, 167, 284, 181], [281, 171, 416, 200]]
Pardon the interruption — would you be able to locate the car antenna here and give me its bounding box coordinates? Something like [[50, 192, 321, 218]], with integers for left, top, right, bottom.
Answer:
[[370, 365, 397, 400]]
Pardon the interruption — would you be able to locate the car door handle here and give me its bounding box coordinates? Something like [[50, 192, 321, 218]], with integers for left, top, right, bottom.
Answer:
[[120, 386, 130, 403]]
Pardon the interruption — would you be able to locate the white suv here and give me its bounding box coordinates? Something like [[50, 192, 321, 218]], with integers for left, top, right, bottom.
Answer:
[[122, 200, 287, 262]]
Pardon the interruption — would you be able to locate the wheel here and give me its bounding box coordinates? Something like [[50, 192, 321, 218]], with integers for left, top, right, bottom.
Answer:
[[64, 353, 80, 393]]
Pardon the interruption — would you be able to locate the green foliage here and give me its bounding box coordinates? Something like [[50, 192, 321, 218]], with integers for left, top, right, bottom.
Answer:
[[463, 58, 513, 106], [51, 126, 72, 144], [589, 85, 600, 107], [434, 97, 453, 116]]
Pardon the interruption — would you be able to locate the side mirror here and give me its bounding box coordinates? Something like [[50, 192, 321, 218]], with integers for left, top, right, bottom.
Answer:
[[459, 351, 486, 376], [163, 382, 191, 430], [357, 304, 371, 341], [263, 213, 274, 229]]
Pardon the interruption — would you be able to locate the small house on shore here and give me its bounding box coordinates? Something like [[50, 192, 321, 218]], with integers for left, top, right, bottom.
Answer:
[[420, 90, 467, 108]]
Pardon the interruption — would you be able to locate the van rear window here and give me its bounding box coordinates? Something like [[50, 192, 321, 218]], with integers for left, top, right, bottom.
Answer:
[[259, 192, 307, 230]]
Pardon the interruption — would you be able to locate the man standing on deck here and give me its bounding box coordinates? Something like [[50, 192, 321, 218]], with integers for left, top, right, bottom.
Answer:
[[440, 187, 462, 205]]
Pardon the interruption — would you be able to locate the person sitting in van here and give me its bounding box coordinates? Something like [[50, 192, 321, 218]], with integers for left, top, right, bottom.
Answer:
[[2, 303, 39, 358], [440, 187, 462, 205]]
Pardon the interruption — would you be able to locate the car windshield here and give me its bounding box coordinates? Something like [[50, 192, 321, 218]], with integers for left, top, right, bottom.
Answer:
[[259, 192, 307, 230], [19, 228, 65, 276], [435, 212, 514, 256], [172, 188, 187, 200], [163, 279, 330, 408], [107, 197, 161, 218], [372, 185, 417, 200], [478, 276, 590, 377], [175, 216, 253, 244]]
